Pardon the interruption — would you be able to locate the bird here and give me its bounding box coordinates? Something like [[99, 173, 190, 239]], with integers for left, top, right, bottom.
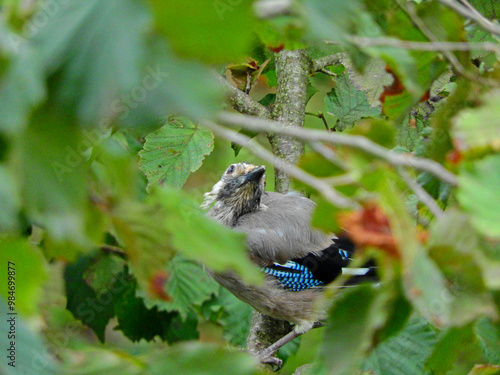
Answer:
[[201, 162, 376, 366]]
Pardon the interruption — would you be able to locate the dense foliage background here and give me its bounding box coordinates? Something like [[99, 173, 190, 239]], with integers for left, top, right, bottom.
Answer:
[[0, 0, 500, 374]]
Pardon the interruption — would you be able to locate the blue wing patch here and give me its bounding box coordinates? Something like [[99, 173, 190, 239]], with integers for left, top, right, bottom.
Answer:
[[263, 261, 324, 291], [338, 249, 351, 262]]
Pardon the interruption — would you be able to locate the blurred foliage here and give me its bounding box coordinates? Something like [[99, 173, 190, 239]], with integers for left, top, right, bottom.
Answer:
[[0, 0, 499, 374]]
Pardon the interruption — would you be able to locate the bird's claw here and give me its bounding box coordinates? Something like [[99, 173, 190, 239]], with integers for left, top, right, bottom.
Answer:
[[259, 355, 283, 371]]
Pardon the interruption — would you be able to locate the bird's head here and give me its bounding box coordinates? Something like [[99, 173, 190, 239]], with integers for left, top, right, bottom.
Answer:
[[202, 162, 266, 225]]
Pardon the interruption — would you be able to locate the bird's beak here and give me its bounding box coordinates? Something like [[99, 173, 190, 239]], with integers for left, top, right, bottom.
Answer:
[[243, 166, 266, 184]]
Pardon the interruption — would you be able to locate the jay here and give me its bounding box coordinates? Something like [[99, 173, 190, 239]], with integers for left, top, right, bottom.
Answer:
[[202, 162, 376, 365]]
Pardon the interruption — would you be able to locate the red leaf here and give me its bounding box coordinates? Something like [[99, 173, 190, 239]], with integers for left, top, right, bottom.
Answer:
[[268, 43, 284, 53], [379, 66, 430, 107], [337, 203, 399, 258], [379, 66, 405, 105], [149, 271, 172, 301], [446, 149, 462, 165]]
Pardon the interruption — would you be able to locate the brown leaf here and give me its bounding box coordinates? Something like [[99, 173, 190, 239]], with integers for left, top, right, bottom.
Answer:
[[337, 203, 399, 258], [226, 57, 270, 93], [149, 271, 172, 301], [446, 149, 463, 165], [379, 66, 431, 108], [268, 44, 284, 53], [379, 66, 405, 105]]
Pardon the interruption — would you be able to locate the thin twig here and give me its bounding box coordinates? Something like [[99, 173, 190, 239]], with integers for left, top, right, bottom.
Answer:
[[311, 54, 342, 72], [309, 141, 348, 169], [100, 244, 126, 256], [306, 111, 330, 131], [319, 68, 337, 77], [396, 0, 485, 84], [399, 168, 444, 218], [202, 120, 360, 209], [253, 0, 293, 19], [214, 73, 271, 118], [217, 112, 459, 186], [340, 36, 500, 55], [323, 174, 356, 186], [438, 0, 500, 37]]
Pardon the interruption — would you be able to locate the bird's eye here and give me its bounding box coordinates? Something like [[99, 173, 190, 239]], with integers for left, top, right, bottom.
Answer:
[[226, 165, 236, 174]]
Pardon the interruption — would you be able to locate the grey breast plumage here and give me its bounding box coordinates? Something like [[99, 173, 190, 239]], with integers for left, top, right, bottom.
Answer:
[[233, 191, 332, 265], [208, 190, 331, 327]]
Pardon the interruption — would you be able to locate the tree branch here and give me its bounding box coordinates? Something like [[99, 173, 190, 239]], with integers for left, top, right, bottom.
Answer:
[[339, 36, 500, 55], [217, 111, 459, 186], [397, 1, 475, 80], [438, 0, 500, 37], [269, 49, 311, 192], [253, 0, 293, 19], [311, 54, 342, 72], [202, 120, 359, 209], [399, 168, 444, 218], [214, 74, 271, 118]]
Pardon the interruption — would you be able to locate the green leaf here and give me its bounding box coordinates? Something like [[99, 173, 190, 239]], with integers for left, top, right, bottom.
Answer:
[[110, 198, 176, 296], [311, 196, 342, 234], [458, 155, 500, 239], [453, 89, 500, 152], [59, 348, 144, 375], [31, 0, 150, 126], [320, 285, 379, 374], [218, 288, 253, 347], [22, 105, 89, 254], [148, 342, 260, 375], [363, 318, 438, 375], [346, 118, 396, 148], [306, 83, 319, 104], [0, 165, 21, 232], [428, 209, 497, 325], [382, 91, 414, 120], [231, 128, 258, 157], [258, 93, 276, 107], [0, 298, 57, 375], [139, 117, 214, 190], [255, 16, 306, 50], [149, 255, 219, 319], [83, 252, 126, 296], [427, 78, 471, 163], [147, 0, 255, 63], [64, 254, 116, 342], [158, 188, 263, 285], [395, 115, 427, 153], [0, 237, 47, 316], [112, 269, 196, 343], [342, 56, 392, 107], [325, 72, 380, 131], [407, 248, 453, 328], [0, 42, 45, 135], [164, 310, 200, 344], [468, 0, 500, 20], [427, 323, 487, 375], [474, 317, 500, 365], [379, 177, 451, 327], [377, 279, 413, 342], [468, 364, 500, 375], [304, 0, 378, 43]]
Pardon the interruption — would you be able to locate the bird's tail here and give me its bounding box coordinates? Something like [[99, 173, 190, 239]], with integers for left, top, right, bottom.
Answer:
[[334, 237, 378, 286]]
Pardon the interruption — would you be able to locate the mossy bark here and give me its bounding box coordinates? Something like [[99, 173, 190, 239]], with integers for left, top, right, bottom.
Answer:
[[269, 49, 311, 192], [246, 49, 311, 363]]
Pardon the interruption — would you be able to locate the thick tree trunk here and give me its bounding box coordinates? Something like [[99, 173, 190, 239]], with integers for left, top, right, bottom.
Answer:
[[246, 49, 311, 363], [269, 49, 310, 192]]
